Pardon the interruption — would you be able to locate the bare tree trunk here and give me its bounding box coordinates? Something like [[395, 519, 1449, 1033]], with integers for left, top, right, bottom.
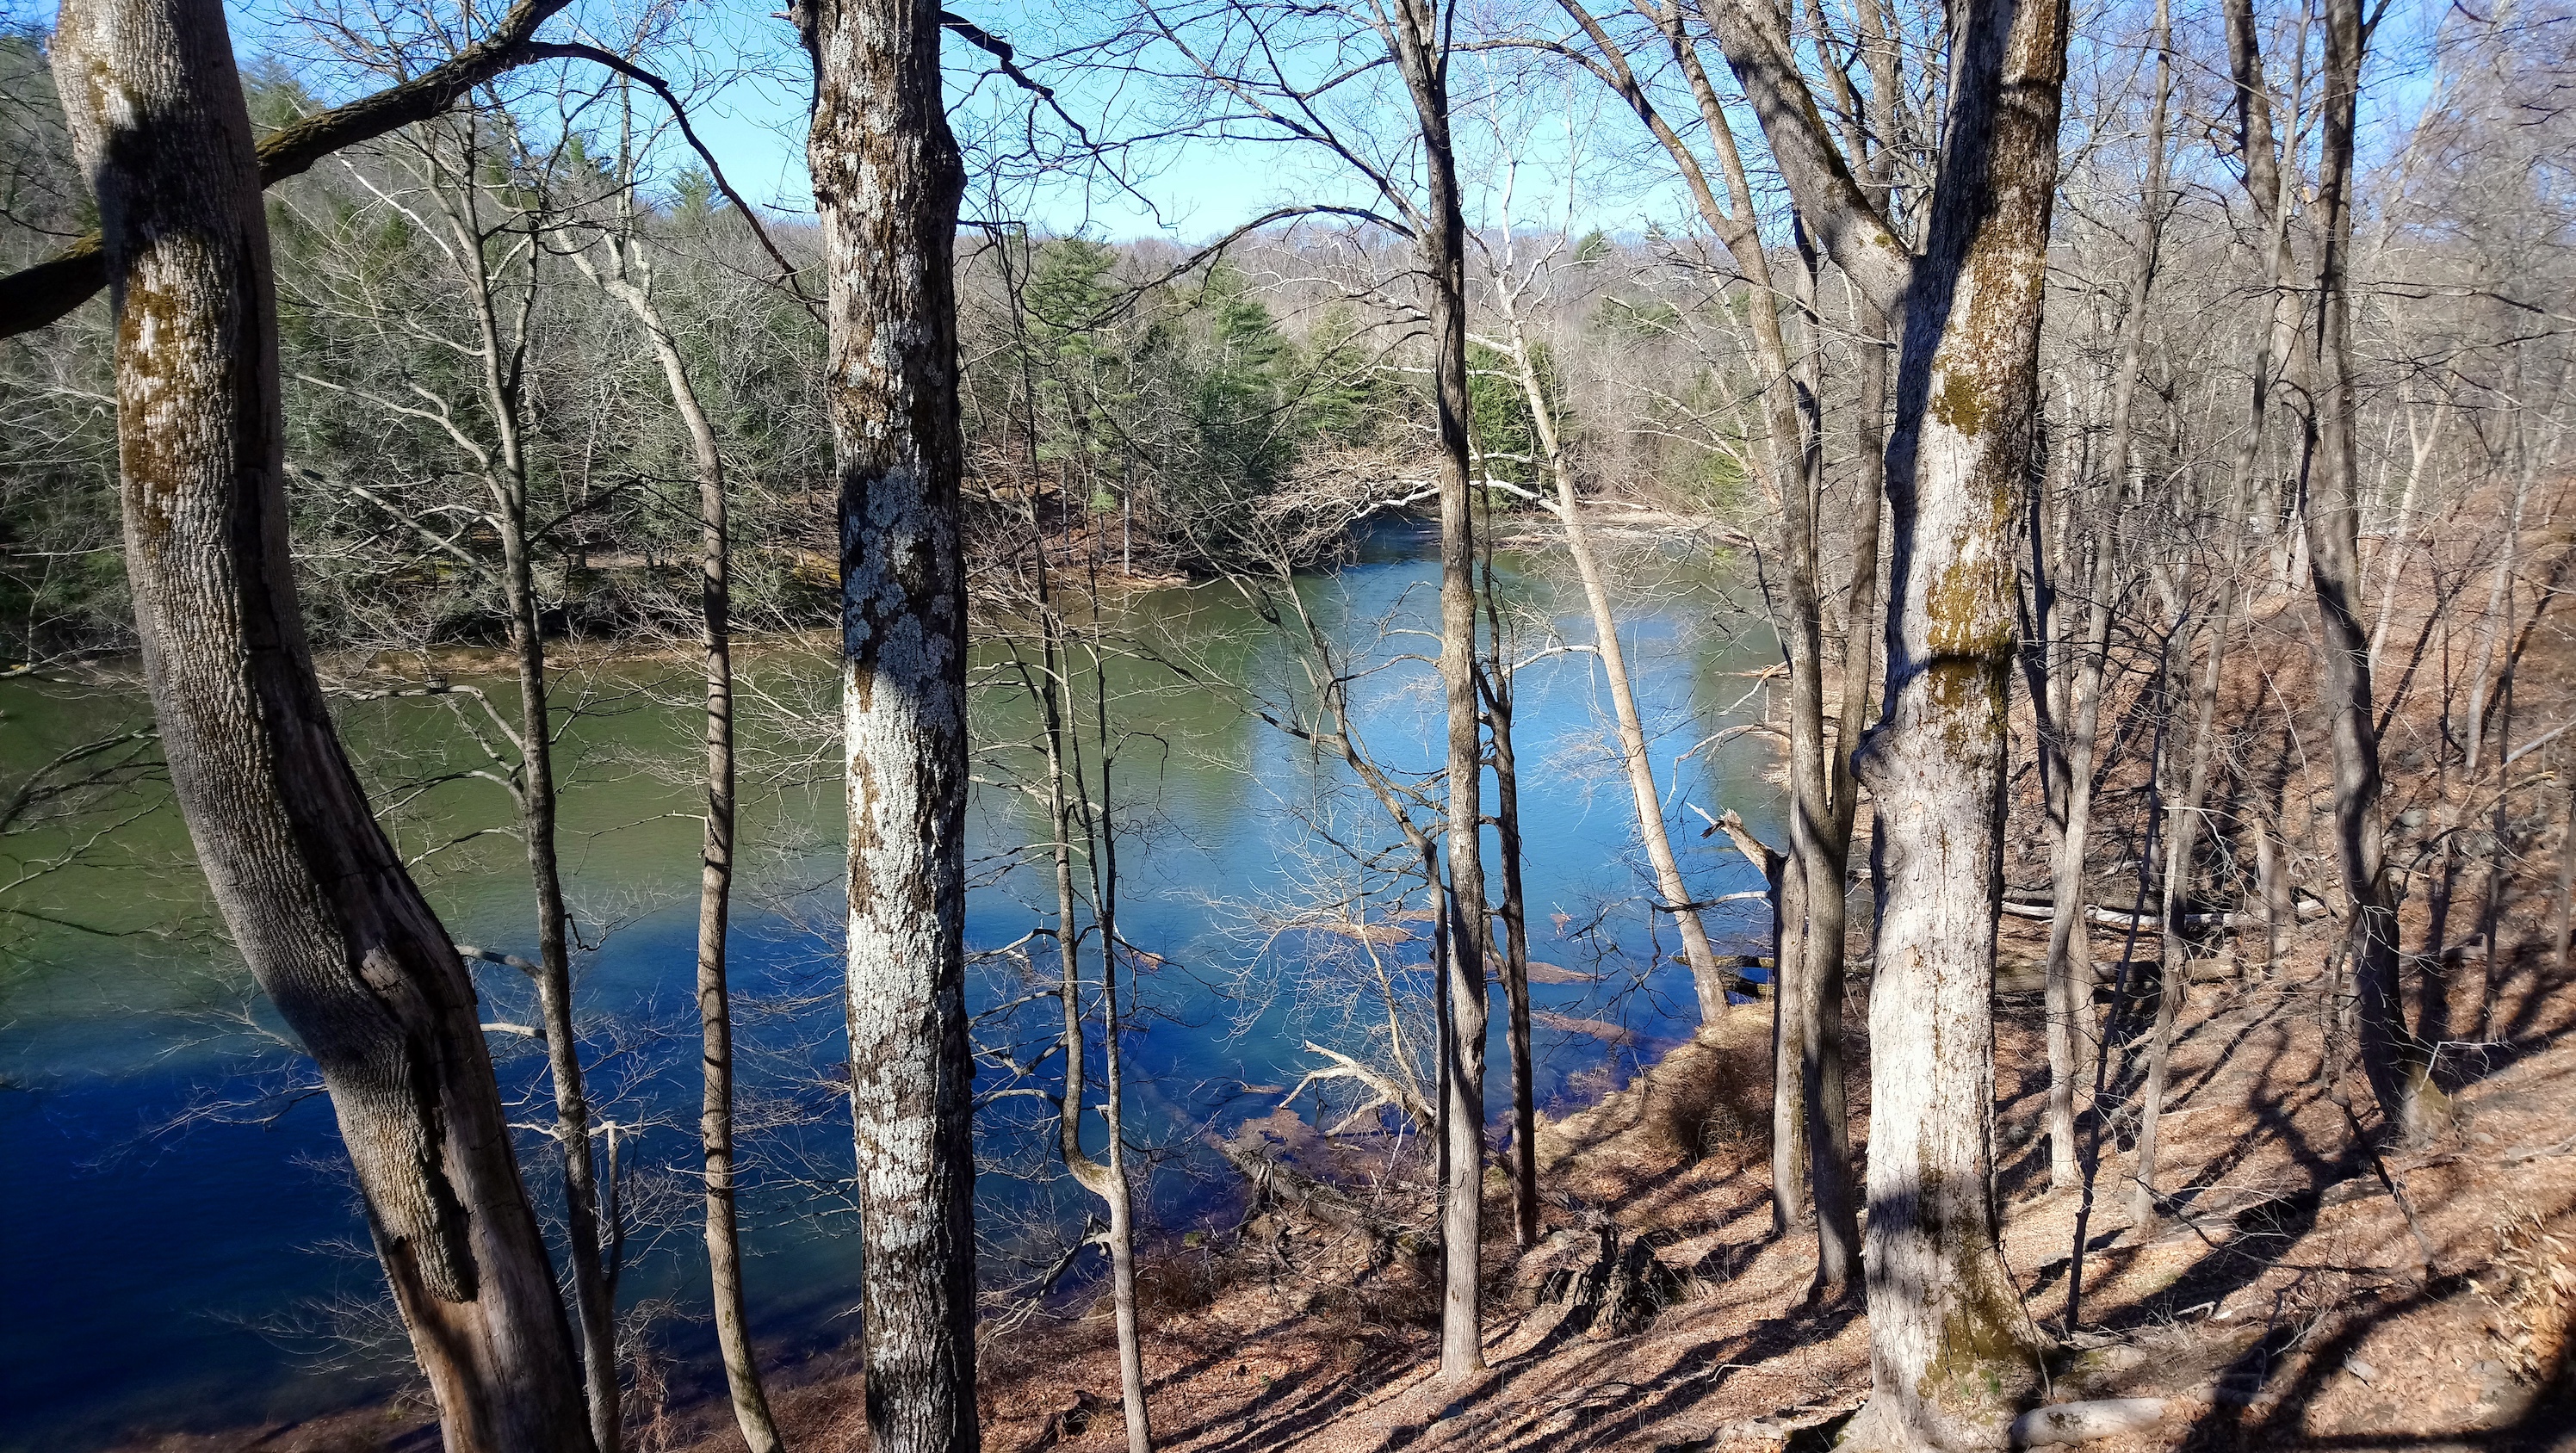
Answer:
[[477, 226, 620, 1453], [1544, 0, 1860, 1259], [793, 0, 980, 1442], [1844, 0, 2069, 1438], [2304, 0, 2448, 1143], [1087, 667, 1153, 1453], [1387, 0, 1489, 1383], [50, 3, 594, 1447], [575, 236, 786, 1452], [2040, 513, 2117, 1190], [1806, 310, 1886, 1288], [1515, 338, 1726, 1015], [1024, 501, 1153, 1453], [1480, 596, 1540, 1250], [2367, 400, 2447, 671], [2044, 3, 2168, 1191], [1667, 9, 1863, 1287]]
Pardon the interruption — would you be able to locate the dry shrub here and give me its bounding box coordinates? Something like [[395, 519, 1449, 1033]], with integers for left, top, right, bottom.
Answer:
[[2472, 1212, 2575, 1389], [1636, 1042, 1768, 1166], [1133, 1237, 1231, 1319]]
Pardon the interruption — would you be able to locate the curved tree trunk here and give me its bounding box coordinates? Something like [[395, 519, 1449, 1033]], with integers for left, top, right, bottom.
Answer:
[[793, 0, 981, 1443], [579, 246, 787, 1453], [49, 3, 593, 1447]]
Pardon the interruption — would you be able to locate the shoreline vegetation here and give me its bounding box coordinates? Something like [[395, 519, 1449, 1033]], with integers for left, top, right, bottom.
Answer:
[[8, 0, 2574, 1446]]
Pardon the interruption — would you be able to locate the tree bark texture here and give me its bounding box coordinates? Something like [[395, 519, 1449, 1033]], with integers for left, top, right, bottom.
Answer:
[[1387, 0, 1490, 1383], [49, 3, 593, 1448], [2301, 0, 2447, 1142], [795, 0, 981, 1443], [1846, 0, 2068, 1439]]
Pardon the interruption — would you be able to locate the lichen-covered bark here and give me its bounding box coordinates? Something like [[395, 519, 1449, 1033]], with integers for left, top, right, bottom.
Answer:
[[1844, 0, 2068, 1441], [793, 0, 980, 1444], [49, 3, 592, 1448]]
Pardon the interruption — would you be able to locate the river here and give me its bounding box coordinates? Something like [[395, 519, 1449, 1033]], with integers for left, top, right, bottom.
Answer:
[[0, 522, 1786, 1450]]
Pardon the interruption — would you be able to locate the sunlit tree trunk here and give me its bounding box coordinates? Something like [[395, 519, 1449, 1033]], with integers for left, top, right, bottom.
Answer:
[[1386, 0, 1489, 1382], [1842, 0, 2069, 1439], [49, 2, 593, 1446], [2040, 0, 2169, 1190], [573, 232, 785, 1452], [2302, 0, 2449, 1142], [793, 0, 981, 1442], [461, 192, 619, 1453], [1480, 604, 1540, 1250]]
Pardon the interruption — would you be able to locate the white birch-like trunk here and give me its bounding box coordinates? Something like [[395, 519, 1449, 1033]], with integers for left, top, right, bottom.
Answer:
[[794, 0, 981, 1444], [1845, 0, 2068, 1441]]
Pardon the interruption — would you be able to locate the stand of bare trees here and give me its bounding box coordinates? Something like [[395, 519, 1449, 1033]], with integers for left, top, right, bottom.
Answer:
[[7, 0, 2574, 1444]]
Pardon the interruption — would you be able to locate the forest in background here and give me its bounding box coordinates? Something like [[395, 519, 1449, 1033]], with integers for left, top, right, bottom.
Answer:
[[3, 0, 2573, 1449]]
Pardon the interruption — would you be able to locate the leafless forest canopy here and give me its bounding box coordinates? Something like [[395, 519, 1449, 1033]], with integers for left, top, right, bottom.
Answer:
[[3, 0, 2574, 1449]]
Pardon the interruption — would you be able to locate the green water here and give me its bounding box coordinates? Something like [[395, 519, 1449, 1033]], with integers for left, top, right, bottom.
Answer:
[[0, 523, 1786, 1448]]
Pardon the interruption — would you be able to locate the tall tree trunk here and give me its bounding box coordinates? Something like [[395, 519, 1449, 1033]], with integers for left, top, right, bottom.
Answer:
[[2040, 503, 2118, 1190], [49, 2, 594, 1447], [1388, 0, 1489, 1383], [1481, 603, 1540, 1250], [793, 0, 980, 1443], [1087, 657, 1153, 1453], [1519, 337, 1725, 1010], [1544, 0, 1862, 1256], [2122, 0, 2247, 1227], [2043, 1, 2167, 1191], [2304, 0, 2448, 1142], [1845, 0, 2068, 1439], [578, 243, 787, 1453], [1026, 507, 1152, 1453], [1669, 11, 1864, 1283], [1807, 308, 1886, 1289], [479, 245, 619, 1453]]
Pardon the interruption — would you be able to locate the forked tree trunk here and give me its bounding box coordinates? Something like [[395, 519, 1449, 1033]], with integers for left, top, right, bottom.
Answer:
[[2303, 0, 2448, 1143], [1544, 0, 1866, 1259], [1495, 294, 1693, 1243], [1086, 671, 1152, 1453], [578, 244, 786, 1453], [49, 2, 593, 1447], [793, 0, 981, 1443], [1387, 0, 1490, 1383], [1027, 510, 1153, 1453], [1844, 0, 2068, 1440]]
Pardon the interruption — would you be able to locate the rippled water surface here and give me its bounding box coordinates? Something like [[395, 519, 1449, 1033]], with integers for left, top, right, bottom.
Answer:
[[0, 524, 1785, 1449]]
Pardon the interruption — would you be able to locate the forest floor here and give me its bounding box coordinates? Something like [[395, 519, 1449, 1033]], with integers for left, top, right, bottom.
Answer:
[[619, 902, 2574, 1453], [110, 918, 2576, 1453]]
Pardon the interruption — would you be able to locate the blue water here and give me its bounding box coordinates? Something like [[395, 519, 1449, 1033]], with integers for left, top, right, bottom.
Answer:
[[0, 524, 1785, 1448]]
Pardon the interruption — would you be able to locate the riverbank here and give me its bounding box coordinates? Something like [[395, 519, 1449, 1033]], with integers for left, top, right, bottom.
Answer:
[[102, 913, 2576, 1453]]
